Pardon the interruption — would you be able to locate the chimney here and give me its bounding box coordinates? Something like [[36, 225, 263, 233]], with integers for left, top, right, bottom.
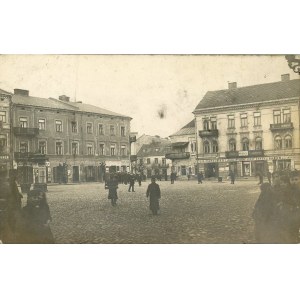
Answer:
[[14, 89, 29, 96], [59, 95, 70, 102], [228, 82, 237, 89], [281, 74, 290, 82]]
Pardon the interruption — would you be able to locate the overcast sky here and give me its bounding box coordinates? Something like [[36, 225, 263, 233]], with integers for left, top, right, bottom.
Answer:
[[0, 55, 298, 137]]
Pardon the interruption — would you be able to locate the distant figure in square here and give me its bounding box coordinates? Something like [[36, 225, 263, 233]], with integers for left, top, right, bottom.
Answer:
[[229, 169, 235, 184], [197, 172, 203, 184], [170, 172, 176, 184], [107, 175, 119, 206], [146, 176, 161, 215], [128, 173, 135, 192]]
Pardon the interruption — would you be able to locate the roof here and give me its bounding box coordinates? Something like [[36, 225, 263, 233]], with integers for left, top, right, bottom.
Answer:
[[194, 79, 300, 111], [8, 92, 131, 119], [169, 119, 195, 137], [71, 102, 131, 119], [137, 142, 171, 157], [0, 88, 12, 95]]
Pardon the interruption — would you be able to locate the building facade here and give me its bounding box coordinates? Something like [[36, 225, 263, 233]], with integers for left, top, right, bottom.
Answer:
[[0, 90, 13, 173], [193, 75, 300, 179], [6, 88, 132, 183], [136, 142, 172, 178], [166, 120, 197, 178]]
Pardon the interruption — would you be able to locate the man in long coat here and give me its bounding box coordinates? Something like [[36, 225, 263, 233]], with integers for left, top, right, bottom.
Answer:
[[146, 177, 161, 215]]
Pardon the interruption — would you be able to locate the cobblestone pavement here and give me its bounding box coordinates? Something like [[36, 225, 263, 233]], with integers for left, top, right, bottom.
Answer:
[[32, 180, 260, 243]]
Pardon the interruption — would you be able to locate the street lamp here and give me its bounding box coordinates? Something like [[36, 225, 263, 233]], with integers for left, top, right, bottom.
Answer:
[[285, 55, 300, 74]]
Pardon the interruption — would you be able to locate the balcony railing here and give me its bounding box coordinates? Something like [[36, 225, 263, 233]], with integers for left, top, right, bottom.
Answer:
[[165, 152, 190, 160], [13, 127, 39, 136], [270, 122, 293, 131], [225, 150, 264, 158], [199, 129, 219, 138]]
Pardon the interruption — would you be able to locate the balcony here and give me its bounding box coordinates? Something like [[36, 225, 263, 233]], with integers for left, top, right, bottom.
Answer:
[[165, 152, 190, 160], [130, 155, 137, 161], [225, 150, 264, 158], [270, 122, 293, 131], [13, 127, 39, 136], [199, 129, 219, 138]]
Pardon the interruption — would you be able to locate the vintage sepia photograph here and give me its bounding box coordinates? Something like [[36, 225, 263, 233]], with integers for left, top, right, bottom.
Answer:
[[0, 54, 299, 244]]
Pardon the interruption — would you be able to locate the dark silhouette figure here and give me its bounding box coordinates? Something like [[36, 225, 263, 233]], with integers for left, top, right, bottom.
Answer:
[[128, 174, 135, 192], [229, 170, 235, 184], [107, 175, 119, 206], [146, 177, 161, 215], [197, 172, 203, 184], [21, 189, 54, 244], [170, 172, 175, 184]]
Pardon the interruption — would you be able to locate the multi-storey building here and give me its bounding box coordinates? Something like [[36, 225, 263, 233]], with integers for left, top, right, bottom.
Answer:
[[0, 89, 13, 173], [193, 75, 300, 179], [5, 88, 132, 183], [136, 141, 172, 178], [166, 120, 197, 178]]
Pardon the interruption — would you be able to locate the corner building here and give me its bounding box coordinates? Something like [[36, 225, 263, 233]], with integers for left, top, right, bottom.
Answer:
[[193, 75, 300, 179], [10, 89, 132, 183]]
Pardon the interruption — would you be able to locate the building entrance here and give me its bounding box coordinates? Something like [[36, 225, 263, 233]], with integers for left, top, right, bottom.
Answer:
[[204, 163, 218, 178], [73, 166, 79, 182]]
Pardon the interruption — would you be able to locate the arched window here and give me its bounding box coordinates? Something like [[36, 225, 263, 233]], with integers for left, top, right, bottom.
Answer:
[[284, 135, 292, 149], [203, 120, 209, 130], [275, 136, 282, 150], [242, 138, 249, 151], [229, 139, 236, 151], [255, 137, 262, 150], [212, 140, 218, 153], [203, 141, 210, 153]]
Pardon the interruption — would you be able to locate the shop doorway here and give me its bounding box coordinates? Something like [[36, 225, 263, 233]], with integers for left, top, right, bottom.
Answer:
[[204, 163, 218, 178], [242, 162, 251, 176], [73, 166, 79, 182]]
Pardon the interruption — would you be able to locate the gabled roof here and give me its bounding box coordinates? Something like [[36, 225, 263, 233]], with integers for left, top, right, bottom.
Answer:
[[194, 79, 300, 111], [169, 119, 195, 137], [137, 142, 171, 157]]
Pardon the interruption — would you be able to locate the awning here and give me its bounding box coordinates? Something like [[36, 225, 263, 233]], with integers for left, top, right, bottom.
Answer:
[[171, 142, 189, 148]]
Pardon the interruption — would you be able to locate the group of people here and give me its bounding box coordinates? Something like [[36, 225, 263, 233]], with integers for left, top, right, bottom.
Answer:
[[105, 173, 161, 215], [0, 170, 54, 244], [252, 170, 300, 243]]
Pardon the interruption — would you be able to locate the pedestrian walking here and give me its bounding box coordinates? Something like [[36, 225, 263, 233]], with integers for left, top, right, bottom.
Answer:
[[20, 189, 54, 244], [229, 170, 235, 184], [146, 176, 161, 215], [197, 172, 203, 184], [170, 172, 175, 184], [137, 174, 142, 187], [106, 174, 119, 206], [128, 173, 135, 192]]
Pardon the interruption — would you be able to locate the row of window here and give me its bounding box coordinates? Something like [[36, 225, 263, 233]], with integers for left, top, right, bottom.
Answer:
[[139, 158, 167, 165], [19, 141, 128, 156], [203, 135, 293, 153], [18, 117, 127, 136], [203, 109, 292, 130]]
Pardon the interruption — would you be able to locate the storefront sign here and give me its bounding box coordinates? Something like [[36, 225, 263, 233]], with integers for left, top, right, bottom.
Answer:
[[238, 151, 248, 157], [200, 155, 295, 163], [0, 155, 9, 160]]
